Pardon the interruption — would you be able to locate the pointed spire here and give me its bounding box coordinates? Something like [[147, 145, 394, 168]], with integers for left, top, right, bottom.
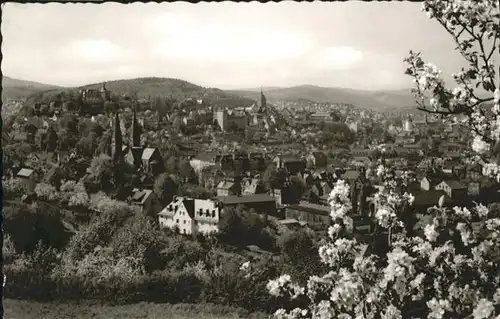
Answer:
[[260, 86, 267, 113], [112, 112, 123, 163], [132, 104, 141, 147]]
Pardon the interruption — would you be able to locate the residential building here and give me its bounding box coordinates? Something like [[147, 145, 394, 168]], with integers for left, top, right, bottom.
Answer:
[[285, 201, 331, 227], [129, 188, 162, 216], [306, 151, 328, 168], [435, 180, 468, 199], [273, 155, 305, 175], [420, 176, 440, 191], [158, 196, 220, 235], [216, 180, 240, 197], [217, 194, 279, 218], [16, 168, 37, 194], [242, 178, 265, 195]]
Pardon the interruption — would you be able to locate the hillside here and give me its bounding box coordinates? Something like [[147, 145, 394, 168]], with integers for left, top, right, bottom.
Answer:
[[2, 76, 62, 101], [227, 85, 418, 112], [26, 77, 256, 109]]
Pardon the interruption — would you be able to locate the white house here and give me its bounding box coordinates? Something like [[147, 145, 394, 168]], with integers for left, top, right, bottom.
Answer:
[[420, 176, 440, 191], [435, 180, 468, 199], [158, 196, 220, 236]]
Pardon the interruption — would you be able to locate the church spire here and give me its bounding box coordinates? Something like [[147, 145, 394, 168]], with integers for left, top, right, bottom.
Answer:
[[260, 86, 267, 113], [132, 105, 141, 147], [112, 112, 123, 163]]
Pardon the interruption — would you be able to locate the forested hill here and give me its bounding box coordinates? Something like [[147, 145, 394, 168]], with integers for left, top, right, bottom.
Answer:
[[26, 77, 256, 109], [227, 85, 419, 112]]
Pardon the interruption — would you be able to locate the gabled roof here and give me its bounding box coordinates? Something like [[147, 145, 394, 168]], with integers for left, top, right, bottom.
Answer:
[[412, 190, 452, 207], [217, 181, 235, 190], [141, 147, 158, 161], [17, 168, 34, 178], [275, 154, 303, 162], [288, 201, 331, 216], [440, 180, 467, 190], [183, 198, 195, 218], [130, 188, 154, 205]]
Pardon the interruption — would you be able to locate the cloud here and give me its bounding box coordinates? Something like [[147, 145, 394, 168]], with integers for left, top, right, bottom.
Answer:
[[56, 39, 126, 64], [307, 46, 364, 70], [151, 19, 310, 65]]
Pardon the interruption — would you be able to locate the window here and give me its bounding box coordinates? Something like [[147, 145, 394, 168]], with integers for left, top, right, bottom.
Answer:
[[183, 220, 186, 224], [212, 210, 216, 218], [176, 219, 179, 223]]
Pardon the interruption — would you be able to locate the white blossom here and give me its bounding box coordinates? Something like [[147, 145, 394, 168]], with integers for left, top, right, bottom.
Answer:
[[424, 224, 439, 242], [472, 299, 494, 319]]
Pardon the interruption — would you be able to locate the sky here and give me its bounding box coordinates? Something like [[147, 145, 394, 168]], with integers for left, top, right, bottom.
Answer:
[[1, 2, 470, 90]]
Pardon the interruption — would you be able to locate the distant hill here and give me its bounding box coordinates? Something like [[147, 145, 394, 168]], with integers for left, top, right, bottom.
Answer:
[[2, 76, 63, 102], [24, 77, 256, 109], [227, 85, 419, 112]]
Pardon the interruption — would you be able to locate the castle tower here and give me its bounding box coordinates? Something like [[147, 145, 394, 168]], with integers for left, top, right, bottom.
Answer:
[[100, 82, 110, 101], [111, 112, 124, 163]]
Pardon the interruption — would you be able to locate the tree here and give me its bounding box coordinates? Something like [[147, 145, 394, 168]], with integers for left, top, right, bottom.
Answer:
[[109, 214, 166, 273], [44, 126, 58, 152], [277, 229, 325, 285], [265, 1, 500, 318], [178, 159, 195, 183], [153, 173, 178, 206], [94, 130, 112, 156], [104, 101, 118, 115], [4, 202, 70, 254], [218, 206, 274, 249]]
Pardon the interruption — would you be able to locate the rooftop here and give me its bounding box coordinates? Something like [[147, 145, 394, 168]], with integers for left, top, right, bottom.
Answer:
[[217, 194, 275, 205]]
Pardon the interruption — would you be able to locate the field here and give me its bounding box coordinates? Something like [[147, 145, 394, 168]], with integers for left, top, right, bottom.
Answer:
[[3, 299, 270, 319]]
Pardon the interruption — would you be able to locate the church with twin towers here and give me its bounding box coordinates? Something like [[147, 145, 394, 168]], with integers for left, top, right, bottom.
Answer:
[[110, 107, 164, 176]]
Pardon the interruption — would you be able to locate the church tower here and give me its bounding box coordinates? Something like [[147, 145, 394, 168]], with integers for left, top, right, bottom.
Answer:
[[111, 112, 124, 163], [131, 105, 141, 147], [259, 87, 267, 113], [129, 105, 145, 169]]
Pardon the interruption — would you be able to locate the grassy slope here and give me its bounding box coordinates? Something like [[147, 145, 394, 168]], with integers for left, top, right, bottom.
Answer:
[[3, 299, 269, 319]]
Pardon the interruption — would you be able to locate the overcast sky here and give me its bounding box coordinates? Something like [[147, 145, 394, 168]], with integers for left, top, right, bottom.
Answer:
[[2, 2, 467, 90]]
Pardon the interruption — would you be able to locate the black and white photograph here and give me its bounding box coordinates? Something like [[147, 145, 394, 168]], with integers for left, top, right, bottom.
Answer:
[[1, 1, 500, 318]]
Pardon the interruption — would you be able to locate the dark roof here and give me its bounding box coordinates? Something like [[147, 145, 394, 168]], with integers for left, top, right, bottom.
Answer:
[[183, 198, 195, 218], [130, 188, 154, 205], [217, 194, 275, 205], [276, 154, 303, 162], [288, 201, 331, 216], [412, 190, 452, 207], [441, 180, 467, 190]]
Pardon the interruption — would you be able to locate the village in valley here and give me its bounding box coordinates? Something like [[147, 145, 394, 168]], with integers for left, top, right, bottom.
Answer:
[[4, 78, 500, 245]]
